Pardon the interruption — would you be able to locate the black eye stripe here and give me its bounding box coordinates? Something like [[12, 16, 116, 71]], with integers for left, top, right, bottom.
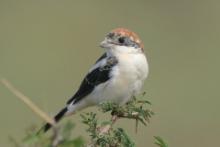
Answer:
[[106, 33, 140, 48]]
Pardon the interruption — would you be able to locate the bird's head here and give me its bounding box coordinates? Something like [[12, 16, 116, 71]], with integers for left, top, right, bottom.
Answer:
[[100, 28, 144, 54]]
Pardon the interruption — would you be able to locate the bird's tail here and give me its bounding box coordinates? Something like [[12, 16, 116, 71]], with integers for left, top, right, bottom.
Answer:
[[40, 107, 68, 133]]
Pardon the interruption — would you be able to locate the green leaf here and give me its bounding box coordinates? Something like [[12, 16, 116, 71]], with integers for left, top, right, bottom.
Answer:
[[22, 133, 39, 144], [62, 121, 75, 139], [154, 136, 169, 147], [61, 136, 84, 147], [101, 121, 111, 126], [114, 128, 135, 147]]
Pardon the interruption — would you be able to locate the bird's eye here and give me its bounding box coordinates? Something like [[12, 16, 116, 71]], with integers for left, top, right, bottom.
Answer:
[[118, 37, 125, 44]]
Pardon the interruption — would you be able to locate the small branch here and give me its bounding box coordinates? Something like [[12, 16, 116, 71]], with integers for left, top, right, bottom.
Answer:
[[51, 127, 63, 147], [95, 99, 153, 139], [97, 112, 142, 136], [1, 78, 55, 126], [98, 115, 118, 135]]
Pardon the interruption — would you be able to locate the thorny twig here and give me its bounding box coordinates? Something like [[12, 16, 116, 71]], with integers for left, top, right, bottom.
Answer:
[[1, 78, 55, 126], [1, 78, 63, 147]]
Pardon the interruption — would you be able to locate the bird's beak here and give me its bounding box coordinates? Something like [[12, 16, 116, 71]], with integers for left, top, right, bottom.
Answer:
[[100, 38, 111, 49]]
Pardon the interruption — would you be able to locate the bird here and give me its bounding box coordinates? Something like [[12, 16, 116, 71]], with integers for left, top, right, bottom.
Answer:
[[42, 28, 149, 132]]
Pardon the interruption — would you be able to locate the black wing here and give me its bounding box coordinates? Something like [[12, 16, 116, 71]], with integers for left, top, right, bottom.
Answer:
[[67, 54, 118, 105], [95, 53, 107, 63]]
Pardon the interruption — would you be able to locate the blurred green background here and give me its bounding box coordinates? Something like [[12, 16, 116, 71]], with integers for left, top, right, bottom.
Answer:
[[0, 0, 219, 146]]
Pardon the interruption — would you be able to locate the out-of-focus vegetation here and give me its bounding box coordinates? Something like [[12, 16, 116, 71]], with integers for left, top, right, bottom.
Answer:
[[10, 96, 168, 147]]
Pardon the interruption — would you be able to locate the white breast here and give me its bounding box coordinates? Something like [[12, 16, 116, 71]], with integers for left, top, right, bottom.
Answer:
[[89, 48, 149, 105], [109, 52, 148, 103]]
